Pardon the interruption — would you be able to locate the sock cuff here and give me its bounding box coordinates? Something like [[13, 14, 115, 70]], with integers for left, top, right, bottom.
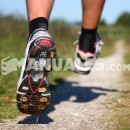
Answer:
[[81, 28, 97, 34], [29, 17, 48, 34]]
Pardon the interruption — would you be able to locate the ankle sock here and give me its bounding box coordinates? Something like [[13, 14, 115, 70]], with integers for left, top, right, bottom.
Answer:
[[79, 28, 97, 53], [29, 17, 48, 35]]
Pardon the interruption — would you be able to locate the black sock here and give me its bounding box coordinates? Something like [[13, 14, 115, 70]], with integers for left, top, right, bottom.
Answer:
[[29, 17, 48, 35], [79, 28, 97, 53]]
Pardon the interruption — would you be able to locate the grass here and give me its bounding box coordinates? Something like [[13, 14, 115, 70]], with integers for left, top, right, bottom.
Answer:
[[0, 16, 119, 121], [114, 41, 130, 130], [105, 37, 130, 129], [106, 89, 130, 128], [99, 26, 130, 58]]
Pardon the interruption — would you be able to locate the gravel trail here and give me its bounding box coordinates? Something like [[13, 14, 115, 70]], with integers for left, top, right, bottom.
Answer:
[[0, 41, 124, 130]]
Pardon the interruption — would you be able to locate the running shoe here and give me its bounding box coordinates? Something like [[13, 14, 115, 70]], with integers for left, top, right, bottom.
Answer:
[[17, 29, 56, 115], [74, 33, 103, 75]]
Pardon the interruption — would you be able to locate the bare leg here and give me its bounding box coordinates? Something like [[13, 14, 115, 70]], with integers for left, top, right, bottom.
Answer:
[[17, 0, 56, 115], [82, 0, 105, 29], [73, 0, 105, 74], [26, 0, 54, 21]]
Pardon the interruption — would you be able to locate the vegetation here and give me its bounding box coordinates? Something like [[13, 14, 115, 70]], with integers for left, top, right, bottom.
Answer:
[[0, 12, 130, 123], [113, 41, 130, 130], [99, 19, 107, 26], [105, 20, 130, 129], [115, 12, 130, 27]]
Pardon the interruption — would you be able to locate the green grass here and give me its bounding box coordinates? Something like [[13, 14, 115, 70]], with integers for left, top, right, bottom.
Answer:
[[118, 128, 130, 130], [106, 36, 130, 129], [116, 41, 130, 130], [0, 16, 120, 121], [99, 26, 130, 58], [124, 41, 130, 65]]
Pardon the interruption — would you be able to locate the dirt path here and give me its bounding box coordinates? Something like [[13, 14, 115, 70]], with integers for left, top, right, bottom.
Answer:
[[0, 40, 125, 130]]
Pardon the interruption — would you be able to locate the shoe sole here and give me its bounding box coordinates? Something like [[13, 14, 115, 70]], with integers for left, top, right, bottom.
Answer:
[[74, 67, 91, 75], [17, 39, 56, 115], [74, 62, 92, 75]]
